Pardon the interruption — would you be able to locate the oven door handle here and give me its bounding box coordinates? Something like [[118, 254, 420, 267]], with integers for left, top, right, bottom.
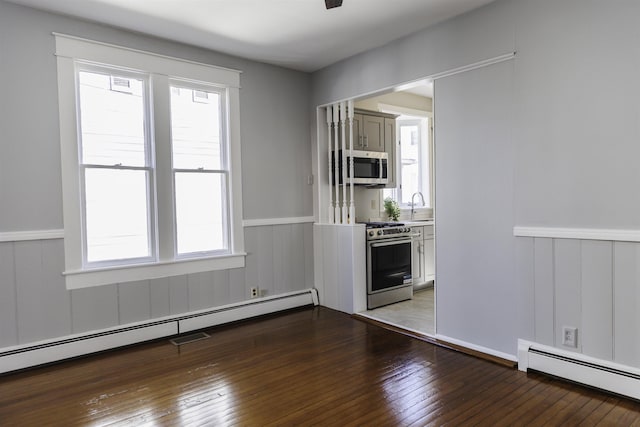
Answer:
[[369, 238, 412, 248]]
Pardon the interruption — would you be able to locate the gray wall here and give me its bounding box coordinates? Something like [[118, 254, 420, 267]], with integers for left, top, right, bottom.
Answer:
[[311, 0, 515, 107], [0, 0, 312, 230], [311, 0, 640, 360], [0, 1, 313, 349], [434, 60, 516, 355], [514, 0, 640, 229]]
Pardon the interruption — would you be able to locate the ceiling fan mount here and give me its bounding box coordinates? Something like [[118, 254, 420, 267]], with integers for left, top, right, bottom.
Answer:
[[325, 0, 343, 9]]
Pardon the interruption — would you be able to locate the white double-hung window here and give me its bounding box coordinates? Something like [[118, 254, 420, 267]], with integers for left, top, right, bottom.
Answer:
[[55, 34, 245, 289]]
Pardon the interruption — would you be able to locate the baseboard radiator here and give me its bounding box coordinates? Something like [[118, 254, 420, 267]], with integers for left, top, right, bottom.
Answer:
[[0, 289, 319, 375], [518, 339, 640, 401]]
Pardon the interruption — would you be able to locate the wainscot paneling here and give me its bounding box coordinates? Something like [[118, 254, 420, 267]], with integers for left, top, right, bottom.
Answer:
[[613, 242, 640, 366], [149, 277, 170, 318], [0, 223, 314, 350], [0, 242, 18, 347], [517, 234, 640, 369], [15, 239, 71, 343], [532, 237, 554, 346], [118, 280, 151, 325]]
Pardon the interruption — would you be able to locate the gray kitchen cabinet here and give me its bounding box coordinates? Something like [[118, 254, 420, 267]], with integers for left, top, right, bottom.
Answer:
[[361, 114, 385, 152], [423, 225, 435, 283], [411, 226, 425, 287], [344, 114, 363, 150], [344, 113, 383, 152], [344, 110, 395, 152], [412, 224, 435, 288]]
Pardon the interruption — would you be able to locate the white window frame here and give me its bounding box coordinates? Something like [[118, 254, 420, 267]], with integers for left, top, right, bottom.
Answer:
[[55, 34, 245, 289], [384, 115, 433, 212]]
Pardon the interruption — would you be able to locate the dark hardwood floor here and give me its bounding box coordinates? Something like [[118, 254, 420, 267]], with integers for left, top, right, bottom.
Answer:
[[1, 306, 639, 426]]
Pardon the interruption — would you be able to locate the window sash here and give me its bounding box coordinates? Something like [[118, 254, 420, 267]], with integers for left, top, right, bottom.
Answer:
[[76, 65, 156, 267], [79, 164, 156, 267], [173, 170, 230, 257]]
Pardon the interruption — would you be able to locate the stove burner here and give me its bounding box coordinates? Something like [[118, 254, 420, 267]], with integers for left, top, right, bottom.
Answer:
[[364, 222, 405, 229]]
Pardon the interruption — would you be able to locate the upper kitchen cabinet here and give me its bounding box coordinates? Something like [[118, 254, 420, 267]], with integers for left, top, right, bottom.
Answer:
[[360, 114, 384, 152], [345, 110, 396, 153]]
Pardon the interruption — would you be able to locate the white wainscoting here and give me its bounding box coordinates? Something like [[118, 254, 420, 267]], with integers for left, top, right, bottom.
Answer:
[[313, 223, 366, 314], [0, 222, 315, 357], [514, 226, 640, 370]]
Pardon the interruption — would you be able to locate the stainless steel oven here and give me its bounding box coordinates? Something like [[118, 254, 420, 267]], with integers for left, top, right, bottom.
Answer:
[[365, 223, 413, 309]]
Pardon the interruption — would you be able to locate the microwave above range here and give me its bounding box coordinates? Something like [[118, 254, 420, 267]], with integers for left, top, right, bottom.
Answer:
[[331, 150, 388, 186]]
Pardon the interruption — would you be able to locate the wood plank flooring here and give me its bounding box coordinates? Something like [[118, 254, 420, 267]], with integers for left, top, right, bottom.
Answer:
[[1, 306, 639, 426]]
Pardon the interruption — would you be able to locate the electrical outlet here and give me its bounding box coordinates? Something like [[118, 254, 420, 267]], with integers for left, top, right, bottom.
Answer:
[[562, 326, 578, 348], [250, 287, 259, 298]]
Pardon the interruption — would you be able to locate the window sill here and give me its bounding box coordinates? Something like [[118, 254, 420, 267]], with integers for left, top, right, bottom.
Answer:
[[63, 253, 246, 290]]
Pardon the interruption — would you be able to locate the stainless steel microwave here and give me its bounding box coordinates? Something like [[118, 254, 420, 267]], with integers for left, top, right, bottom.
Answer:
[[332, 150, 388, 186]]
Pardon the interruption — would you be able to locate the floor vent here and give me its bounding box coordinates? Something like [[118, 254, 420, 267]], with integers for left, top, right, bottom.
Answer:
[[170, 332, 210, 346]]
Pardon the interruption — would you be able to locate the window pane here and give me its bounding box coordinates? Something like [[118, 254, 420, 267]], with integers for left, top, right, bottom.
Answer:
[[78, 71, 146, 166], [400, 125, 420, 205], [84, 168, 151, 262], [175, 172, 226, 254], [170, 87, 222, 170]]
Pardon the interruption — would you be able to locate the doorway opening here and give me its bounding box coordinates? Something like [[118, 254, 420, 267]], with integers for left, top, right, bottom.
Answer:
[[354, 81, 436, 337]]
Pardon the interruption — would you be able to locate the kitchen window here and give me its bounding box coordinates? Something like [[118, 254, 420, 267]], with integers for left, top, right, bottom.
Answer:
[[384, 116, 432, 209], [55, 34, 245, 289]]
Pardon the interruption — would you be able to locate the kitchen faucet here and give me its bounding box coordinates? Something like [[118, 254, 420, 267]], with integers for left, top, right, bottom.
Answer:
[[411, 192, 426, 220]]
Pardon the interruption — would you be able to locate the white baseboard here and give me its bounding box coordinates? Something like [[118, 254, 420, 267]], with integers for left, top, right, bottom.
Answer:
[[179, 290, 319, 332], [0, 289, 318, 374], [435, 334, 517, 362], [0, 322, 177, 374], [518, 339, 640, 401]]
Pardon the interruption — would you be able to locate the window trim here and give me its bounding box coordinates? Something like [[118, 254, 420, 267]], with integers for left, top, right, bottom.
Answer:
[[383, 114, 433, 215], [396, 117, 430, 208], [55, 33, 245, 289]]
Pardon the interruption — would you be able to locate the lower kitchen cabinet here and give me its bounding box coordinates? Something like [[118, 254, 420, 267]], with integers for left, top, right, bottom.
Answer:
[[411, 225, 434, 288], [423, 225, 434, 283]]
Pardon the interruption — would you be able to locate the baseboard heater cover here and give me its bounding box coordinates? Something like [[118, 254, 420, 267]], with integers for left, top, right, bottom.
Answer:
[[518, 339, 640, 401], [0, 289, 318, 374], [178, 290, 317, 333]]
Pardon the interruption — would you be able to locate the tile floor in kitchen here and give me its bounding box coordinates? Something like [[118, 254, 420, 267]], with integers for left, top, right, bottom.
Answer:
[[361, 286, 434, 336]]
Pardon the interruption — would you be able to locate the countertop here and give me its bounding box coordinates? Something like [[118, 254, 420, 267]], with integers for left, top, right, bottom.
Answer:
[[402, 220, 434, 226]]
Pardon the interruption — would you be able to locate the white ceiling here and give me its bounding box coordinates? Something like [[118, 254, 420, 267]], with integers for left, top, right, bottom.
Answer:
[[7, 0, 495, 72]]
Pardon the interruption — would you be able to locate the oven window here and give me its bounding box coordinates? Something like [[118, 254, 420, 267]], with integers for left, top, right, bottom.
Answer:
[[370, 241, 412, 292]]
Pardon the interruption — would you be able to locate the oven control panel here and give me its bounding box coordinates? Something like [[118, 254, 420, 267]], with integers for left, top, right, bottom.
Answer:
[[366, 226, 413, 240]]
